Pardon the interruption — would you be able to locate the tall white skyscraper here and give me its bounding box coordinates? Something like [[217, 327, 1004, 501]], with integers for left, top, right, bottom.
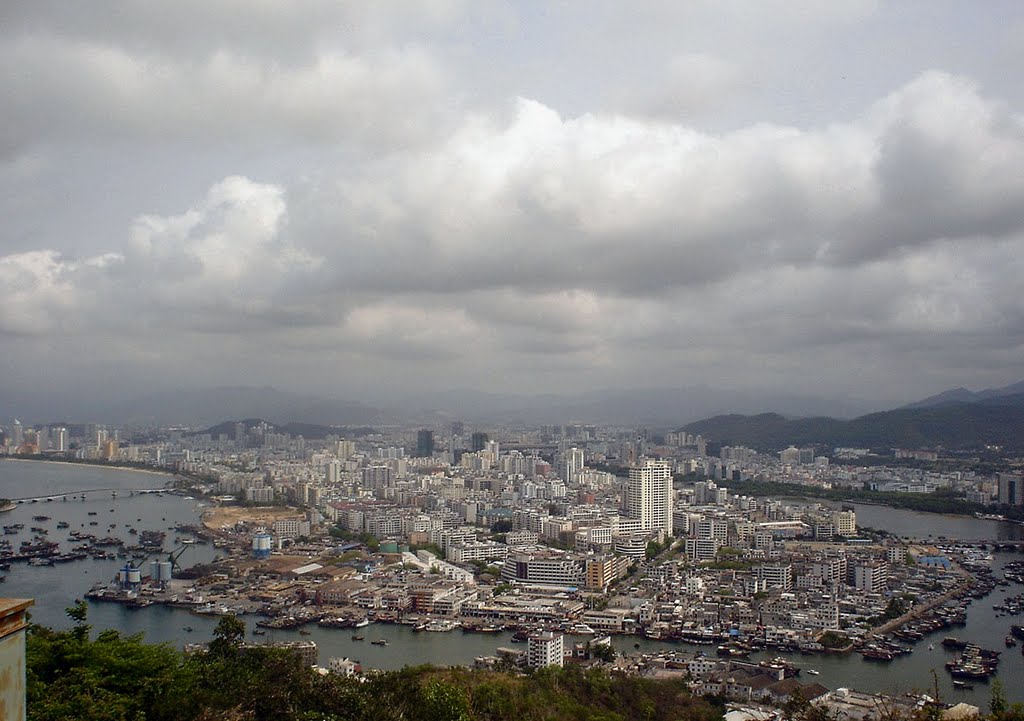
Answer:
[[336, 439, 356, 460], [561, 447, 585, 482], [627, 459, 673, 535]]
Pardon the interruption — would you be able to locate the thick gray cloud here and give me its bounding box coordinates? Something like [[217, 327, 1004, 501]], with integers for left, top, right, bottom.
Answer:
[[1, 1, 1023, 414]]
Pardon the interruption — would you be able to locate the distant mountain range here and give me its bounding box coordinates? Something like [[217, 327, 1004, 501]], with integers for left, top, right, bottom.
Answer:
[[901, 379, 1024, 409], [1, 383, 881, 427], [195, 418, 377, 440], [385, 386, 878, 426], [684, 382, 1024, 452], [93, 387, 395, 428], [4, 380, 1023, 453]]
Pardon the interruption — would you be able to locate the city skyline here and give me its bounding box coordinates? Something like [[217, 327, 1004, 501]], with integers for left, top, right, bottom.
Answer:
[[2, 3, 1024, 411]]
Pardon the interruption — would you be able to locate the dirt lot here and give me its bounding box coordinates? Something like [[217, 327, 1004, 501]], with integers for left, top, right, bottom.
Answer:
[[202, 505, 304, 530]]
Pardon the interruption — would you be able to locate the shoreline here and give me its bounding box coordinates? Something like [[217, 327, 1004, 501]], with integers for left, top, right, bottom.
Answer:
[[0, 456, 177, 480], [766, 492, 995, 523]]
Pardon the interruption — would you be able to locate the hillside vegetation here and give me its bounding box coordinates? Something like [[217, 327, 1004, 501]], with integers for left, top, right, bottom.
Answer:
[[683, 402, 1024, 452], [26, 607, 722, 721]]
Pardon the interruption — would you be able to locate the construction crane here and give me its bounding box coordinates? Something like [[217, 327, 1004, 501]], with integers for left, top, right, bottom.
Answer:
[[122, 542, 191, 577], [167, 543, 192, 574]]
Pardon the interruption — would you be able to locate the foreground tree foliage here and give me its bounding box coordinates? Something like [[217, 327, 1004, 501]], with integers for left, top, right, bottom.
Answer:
[[31, 607, 1024, 721], [26, 607, 723, 721]]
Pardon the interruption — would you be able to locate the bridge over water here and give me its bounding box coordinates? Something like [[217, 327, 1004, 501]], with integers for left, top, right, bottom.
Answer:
[[9, 488, 168, 503], [939, 539, 1024, 550]]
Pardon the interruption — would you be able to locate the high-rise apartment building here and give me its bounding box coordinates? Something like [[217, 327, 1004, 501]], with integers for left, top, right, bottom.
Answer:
[[326, 459, 341, 484], [561, 447, 585, 482], [470, 432, 488, 453], [415, 430, 434, 458], [627, 460, 673, 535], [999, 473, 1024, 506], [336, 439, 356, 460]]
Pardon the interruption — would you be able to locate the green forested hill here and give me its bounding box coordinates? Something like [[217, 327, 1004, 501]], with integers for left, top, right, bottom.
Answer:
[[683, 401, 1024, 452]]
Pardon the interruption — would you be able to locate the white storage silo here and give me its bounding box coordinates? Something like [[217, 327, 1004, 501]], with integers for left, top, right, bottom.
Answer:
[[252, 532, 272, 559]]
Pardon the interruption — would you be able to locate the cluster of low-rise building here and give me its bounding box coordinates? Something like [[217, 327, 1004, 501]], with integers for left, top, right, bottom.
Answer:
[[4, 418, 1014, 717]]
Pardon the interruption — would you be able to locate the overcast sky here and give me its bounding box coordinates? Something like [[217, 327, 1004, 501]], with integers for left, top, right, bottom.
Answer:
[[2, 1, 1023, 412]]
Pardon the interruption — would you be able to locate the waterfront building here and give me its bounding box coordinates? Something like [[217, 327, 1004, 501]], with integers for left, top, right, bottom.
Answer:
[[327, 657, 361, 676], [527, 631, 564, 668], [998, 472, 1024, 506], [832, 510, 857, 536]]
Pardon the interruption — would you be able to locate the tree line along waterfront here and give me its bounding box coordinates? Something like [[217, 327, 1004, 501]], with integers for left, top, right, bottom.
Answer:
[[717, 478, 995, 517]]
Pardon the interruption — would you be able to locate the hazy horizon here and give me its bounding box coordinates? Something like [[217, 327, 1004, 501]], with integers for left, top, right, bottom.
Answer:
[[3, 377, 1023, 429], [3, 3, 1023, 415]]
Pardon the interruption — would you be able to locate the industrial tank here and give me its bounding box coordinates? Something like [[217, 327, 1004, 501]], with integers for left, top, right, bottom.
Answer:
[[252, 532, 272, 559]]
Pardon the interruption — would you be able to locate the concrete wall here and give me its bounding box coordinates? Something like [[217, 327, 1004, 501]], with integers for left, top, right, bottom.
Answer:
[[0, 599, 33, 721]]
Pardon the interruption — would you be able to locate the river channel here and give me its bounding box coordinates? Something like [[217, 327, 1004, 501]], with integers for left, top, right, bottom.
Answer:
[[3, 459, 1023, 704]]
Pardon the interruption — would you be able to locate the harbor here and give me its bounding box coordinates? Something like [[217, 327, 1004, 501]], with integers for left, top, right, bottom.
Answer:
[[5, 460, 1024, 705]]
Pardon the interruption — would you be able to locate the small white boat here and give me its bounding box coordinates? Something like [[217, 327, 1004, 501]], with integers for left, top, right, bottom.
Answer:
[[806, 669, 819, 676]]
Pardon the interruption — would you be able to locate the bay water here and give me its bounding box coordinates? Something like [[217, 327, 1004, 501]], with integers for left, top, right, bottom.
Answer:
[[3, 459, 1023, 704]]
